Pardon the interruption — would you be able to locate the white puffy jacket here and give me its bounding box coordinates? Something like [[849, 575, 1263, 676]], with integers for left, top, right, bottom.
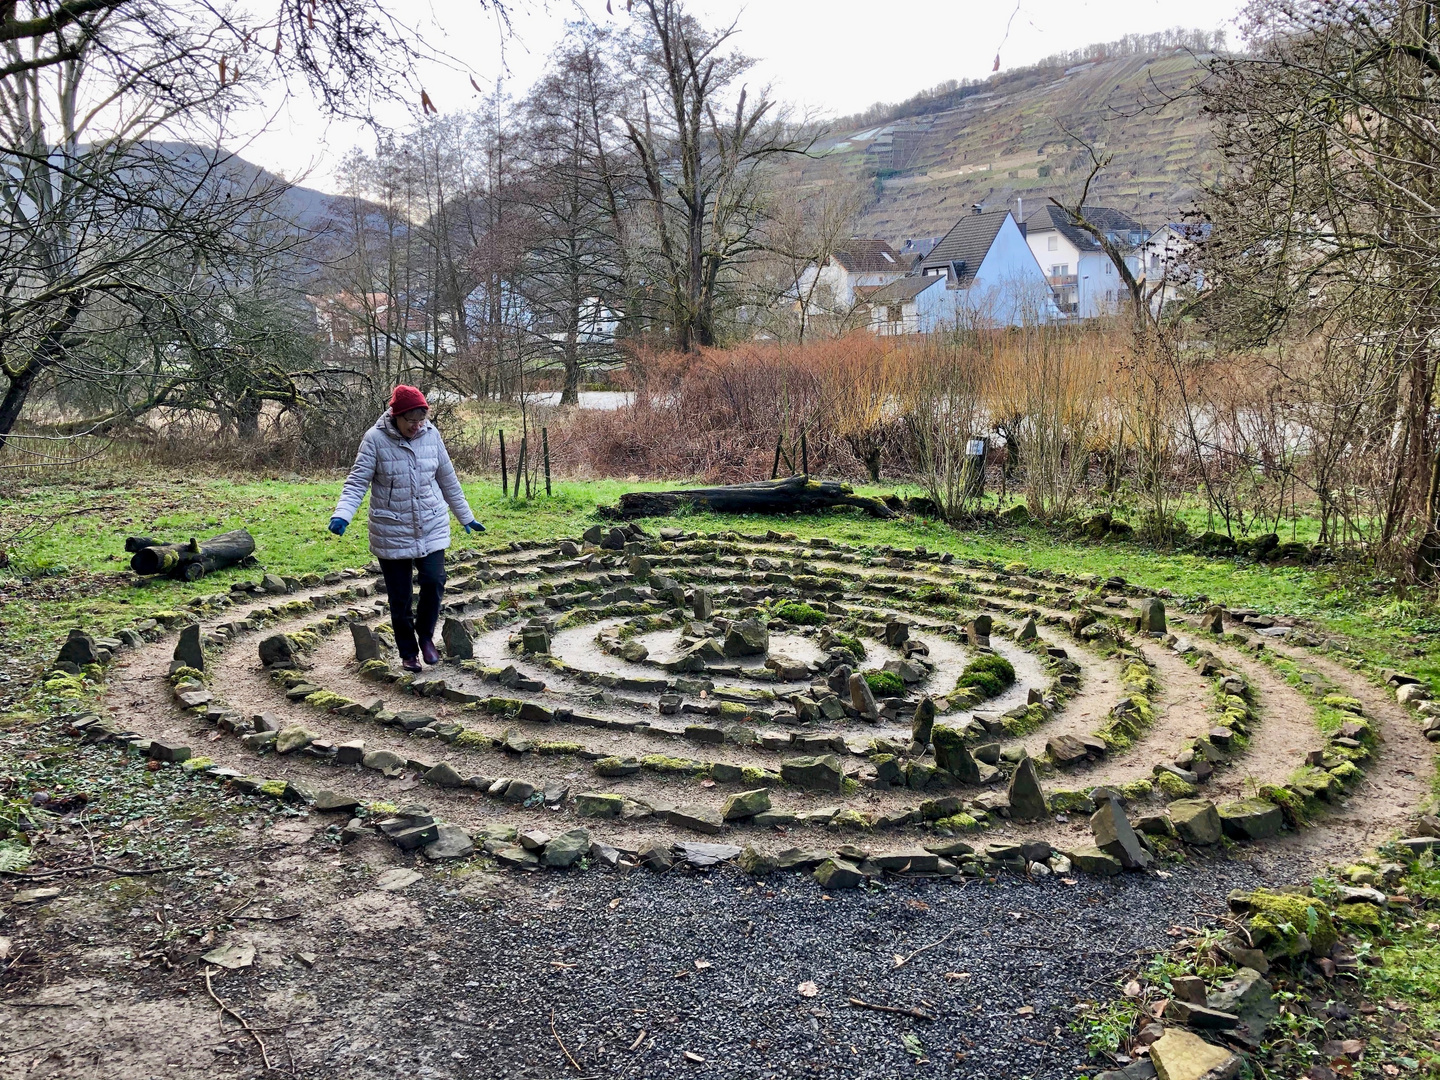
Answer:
[[333, 412, 476, 560]]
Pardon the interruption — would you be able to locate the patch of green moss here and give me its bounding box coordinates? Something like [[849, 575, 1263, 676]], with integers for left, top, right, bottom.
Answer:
[[1333, 902, 1382, 928], [827, 631, 866, 660], [1118, 778, 1156, 802], [827, 809, 870, 831], [776, 601, 826, 626], [641, 754, 706, 774], [358, 659, 392, 679], [365, 800, 399, 816], [1258, 783, 1310, 828], [1001, 703, 1046, 737], [485, 697, 522, 716], [862, 669, 905, 697], [1245, 889, 1337, 956], [955, 654, 1016, 700], [258, 779, 289, 799], [1047, 789, 1093, 813], [305, 690, 356, 711], [42, 672, 87, 699], [453, 729, 494, 750], [1155, 770, 1198, 799], [739, 766, 780, 785], [181, 757, 215, 771], [1329, 760, 1362, 787], [168, 666, 205, 685], [537, 741, 583, 755], [934, 812, 981, 833], [717, 701, 753, 721], [1321, 694, 1364, 715]]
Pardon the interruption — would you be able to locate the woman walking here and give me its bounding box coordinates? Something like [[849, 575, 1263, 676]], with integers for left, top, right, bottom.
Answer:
[[329, 386, 485, 672]]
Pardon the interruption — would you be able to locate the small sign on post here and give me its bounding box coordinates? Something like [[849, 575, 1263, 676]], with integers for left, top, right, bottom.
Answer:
[[964, 437, 987, 499]]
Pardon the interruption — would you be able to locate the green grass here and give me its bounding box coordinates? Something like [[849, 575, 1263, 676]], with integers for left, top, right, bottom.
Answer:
[[955, 654, 1017, 700]]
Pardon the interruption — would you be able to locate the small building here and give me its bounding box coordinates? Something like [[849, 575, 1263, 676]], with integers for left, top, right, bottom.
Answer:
[[1023, 205, 1148, 318], [793, 239, 912, 317], [862, 207, 1056, 330], [1140, 222, 1210, 311]]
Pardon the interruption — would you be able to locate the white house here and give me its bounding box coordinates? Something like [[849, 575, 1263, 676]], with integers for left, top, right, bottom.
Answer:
[[793, 239, 912, 316], [1023, 205, 1148, 318], [858, 208, 1057, 332], [1140, 222, 1209, 311]]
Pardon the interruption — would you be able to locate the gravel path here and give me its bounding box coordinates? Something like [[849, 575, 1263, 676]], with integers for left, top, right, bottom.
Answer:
[[239, 850, 1297, 1080]]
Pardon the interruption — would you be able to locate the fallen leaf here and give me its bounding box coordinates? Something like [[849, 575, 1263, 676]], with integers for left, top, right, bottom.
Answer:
[[1060, 878, 1077, 886], [798, 980, 819, 998], [943, 972, 971, 982], [699, 779, 715, 788], [201, 942, 255, 970], [694, 959, 711, 971], [1016, 1005, 1034, 1017], [1123, 981, 1142, 998], [608, 898, 621, 910], [892, 953, 905, 966], [683, 1050, 705, 1063], [900, 1032, 925, 1059]]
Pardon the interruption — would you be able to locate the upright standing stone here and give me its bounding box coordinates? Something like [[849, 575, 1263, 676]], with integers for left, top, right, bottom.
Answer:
[[258, 633, 294, 668], [1007, 756, 1047, 820], [1090, 796, 1152, 869], [932, 725, 980, 784], [849, 672, 878, 720], [173, 623, 205, 671], [57, 630, 99, 668], [441, 618, 474, 660], [1205, 605, 1225, 634], [351, 623, 381, 663], [911, 696, 936, 746], [884, 619, 909, 647], [691, 588, 713, 621], [1136, 598, 1167, 634], [966, 615, 993, 648], [1017, 616, 1038, 643]]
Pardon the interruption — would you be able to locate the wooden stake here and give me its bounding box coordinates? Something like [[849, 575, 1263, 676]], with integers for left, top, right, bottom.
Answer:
[[801, 431, 809, 477], [499, 430, 508, 497], [543, 427, 552, 496], [515, 437, 528, 500], [771, 433, 783, 479]]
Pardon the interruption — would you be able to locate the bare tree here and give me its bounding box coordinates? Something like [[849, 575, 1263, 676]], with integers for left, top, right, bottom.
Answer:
[[621, 0, 813, 351]]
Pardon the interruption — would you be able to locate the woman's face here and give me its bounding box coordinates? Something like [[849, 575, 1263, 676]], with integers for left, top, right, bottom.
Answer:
[[395, 408, 427, 438]]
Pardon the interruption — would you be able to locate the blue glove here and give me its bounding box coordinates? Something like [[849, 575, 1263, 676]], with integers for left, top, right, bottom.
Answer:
[[464, 521, 486, 534], [328, 517, 347, 536]]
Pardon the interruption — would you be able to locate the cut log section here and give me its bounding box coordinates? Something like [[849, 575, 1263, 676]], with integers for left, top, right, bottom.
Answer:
[[129, 528, 257, 581], [606, 476, 895, 520]]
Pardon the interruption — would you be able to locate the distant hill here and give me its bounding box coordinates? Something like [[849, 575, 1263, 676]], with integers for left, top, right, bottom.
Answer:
[[780, 48, 1214, 244]]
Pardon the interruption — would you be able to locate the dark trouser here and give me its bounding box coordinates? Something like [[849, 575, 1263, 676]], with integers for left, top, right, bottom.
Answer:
[[379, 549, 447, 660]]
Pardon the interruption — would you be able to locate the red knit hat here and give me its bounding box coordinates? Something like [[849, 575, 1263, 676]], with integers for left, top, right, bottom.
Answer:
[[389, 385, 429, 415]]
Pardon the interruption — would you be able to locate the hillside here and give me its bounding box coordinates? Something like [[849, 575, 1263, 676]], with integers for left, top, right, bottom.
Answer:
[[780, 50, 1213, 243]]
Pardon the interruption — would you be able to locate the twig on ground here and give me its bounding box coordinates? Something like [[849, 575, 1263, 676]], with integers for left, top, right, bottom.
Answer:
[[2, 861, 194, 880], [551, 1008, 582, 1072], [203, 967, 273, 1073], [892, 928, 959, 970], [847, 997, 937, 1022]]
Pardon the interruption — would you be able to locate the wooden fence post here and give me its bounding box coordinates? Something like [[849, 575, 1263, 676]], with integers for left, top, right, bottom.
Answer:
[[543, 427, 552, 496], [771, 434, 783, 479], [801, 432, 809, 477], [499, 430, 508, 497]]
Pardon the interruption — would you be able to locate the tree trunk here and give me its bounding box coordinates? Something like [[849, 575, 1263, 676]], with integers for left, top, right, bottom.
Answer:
[[129, 529, 256, 580], [0, 362, 40, 450], [608, 475, 895, 519]]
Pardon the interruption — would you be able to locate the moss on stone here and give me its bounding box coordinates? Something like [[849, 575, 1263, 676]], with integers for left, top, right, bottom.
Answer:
[[258, 779, 289, 799], [776, 601, 826, 626], [453, 729, 494, 750], [739, 766, 780, 785], [1047, 789, 1093, 814], [1333, 902, 1382, 928], [305, 690, 356, 711], [827, 809, 871, 831], [181, 757, 215, 771], [358, 659, 393, 679], [1321, 694, 1364, 715], [1155, 770, 1198, 800], [934, 812, 981, 833], [862, 669, 905, 697], [536, 741, 583, 755], [168, 666, 205, 685], [1329, 760, 1362, 787], [828, 631, 866, 660], [1118, 778, 1155, 802], [485, 697, 522, 716], [1000, 703, 1046, 737], [955, 654, 1016, 700], [642, 754, 706, 774], [1245, 889, 1337, 956]]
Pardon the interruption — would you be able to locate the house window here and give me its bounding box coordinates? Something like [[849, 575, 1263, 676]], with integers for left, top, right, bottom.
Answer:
[[1047, 235, 1058, 251], [1105, 290, 1115, 303], [887, 304, 902, 323], [1050, 264, 1068, 277]]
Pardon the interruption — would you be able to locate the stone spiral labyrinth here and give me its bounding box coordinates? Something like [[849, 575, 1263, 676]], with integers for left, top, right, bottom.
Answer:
[[71, 522, 1438, 885]]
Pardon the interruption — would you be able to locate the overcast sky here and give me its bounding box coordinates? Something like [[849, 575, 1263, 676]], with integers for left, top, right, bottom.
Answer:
[[229, 0, 1250, 192]]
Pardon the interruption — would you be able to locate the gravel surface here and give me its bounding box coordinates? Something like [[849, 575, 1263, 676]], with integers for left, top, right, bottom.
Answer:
[[257, 854, 1294, 1080]]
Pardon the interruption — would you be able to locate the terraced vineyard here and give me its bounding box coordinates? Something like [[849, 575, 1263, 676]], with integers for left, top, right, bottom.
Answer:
[[67, 524, 1437, 884]]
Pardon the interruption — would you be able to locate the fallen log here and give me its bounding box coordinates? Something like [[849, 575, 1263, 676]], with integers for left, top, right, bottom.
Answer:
[[606, 476, 895, 520], [129, 528, 257, 581]]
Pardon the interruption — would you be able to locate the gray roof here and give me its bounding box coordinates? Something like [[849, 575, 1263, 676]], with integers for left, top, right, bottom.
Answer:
[[917, 209, 1011, 285], [1024, 204, 1148, 251], [832, 239, 907, 274], [857, 276, 946, 304]]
